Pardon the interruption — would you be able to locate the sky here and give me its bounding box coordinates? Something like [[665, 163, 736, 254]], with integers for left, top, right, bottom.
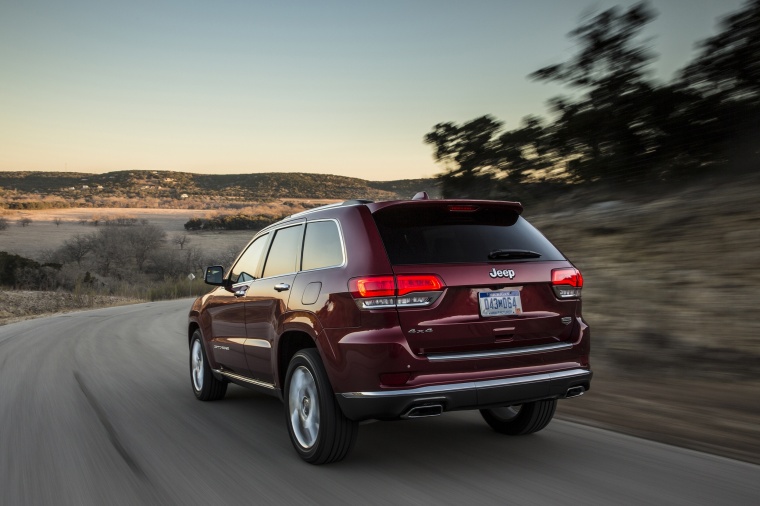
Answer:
[[0, 0, 747, 181]]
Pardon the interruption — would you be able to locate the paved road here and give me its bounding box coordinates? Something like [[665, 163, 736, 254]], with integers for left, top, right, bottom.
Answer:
[[1, 299, 758, 506]]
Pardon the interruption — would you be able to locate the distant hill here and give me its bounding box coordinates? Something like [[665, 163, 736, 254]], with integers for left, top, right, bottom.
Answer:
[[0, 170, 439, 202]]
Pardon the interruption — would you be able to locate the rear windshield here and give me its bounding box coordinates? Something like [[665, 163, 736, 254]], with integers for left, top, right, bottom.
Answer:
[[373, 205, 565, 265]]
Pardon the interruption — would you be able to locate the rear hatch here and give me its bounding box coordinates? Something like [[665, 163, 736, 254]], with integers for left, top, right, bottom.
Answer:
[[370, 201, 582, 355]]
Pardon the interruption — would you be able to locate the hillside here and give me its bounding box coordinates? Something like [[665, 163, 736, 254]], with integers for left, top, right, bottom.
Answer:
[[0, 170, 439, 207]]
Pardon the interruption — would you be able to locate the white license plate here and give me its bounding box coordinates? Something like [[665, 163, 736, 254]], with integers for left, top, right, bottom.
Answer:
[[479, 291, 523, 317]]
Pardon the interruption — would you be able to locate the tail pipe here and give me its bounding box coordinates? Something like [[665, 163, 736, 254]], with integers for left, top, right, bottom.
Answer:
[[565, 386, 586, 398], [401, 404, 444, 419]]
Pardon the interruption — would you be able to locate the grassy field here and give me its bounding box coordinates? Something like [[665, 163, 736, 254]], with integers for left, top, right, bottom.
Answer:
[[0, 199, 339, 260]]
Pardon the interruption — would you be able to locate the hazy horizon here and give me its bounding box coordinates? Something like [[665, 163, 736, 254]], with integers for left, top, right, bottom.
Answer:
[[0, 0, 745, 181]]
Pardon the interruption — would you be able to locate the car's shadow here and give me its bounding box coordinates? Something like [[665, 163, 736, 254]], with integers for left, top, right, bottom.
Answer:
[[211, 385, 569, 472]]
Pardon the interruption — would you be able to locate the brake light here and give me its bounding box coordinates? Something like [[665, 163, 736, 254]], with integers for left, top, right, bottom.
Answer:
[[348, 274, 445, 309], [551, 268, 583, 299], [396, 275, 443, 296], [448, 205, 479, 212]]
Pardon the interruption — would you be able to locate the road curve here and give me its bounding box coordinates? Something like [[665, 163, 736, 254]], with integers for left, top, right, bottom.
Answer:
[[1, 299, 758, 506]]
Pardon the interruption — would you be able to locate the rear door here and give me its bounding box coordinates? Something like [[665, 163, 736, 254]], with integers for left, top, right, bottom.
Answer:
[[243, 223, 304, 384], [372, 202, 580, 355]]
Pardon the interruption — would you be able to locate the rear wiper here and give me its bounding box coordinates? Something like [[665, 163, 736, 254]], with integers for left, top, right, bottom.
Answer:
[[488, 249, 542, 260]]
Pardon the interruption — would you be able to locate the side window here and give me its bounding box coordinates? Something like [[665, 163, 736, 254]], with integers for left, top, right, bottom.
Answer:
[[230, 234, 268, 284], [301, 221, 343, 271], [262, 225, 304, 278]]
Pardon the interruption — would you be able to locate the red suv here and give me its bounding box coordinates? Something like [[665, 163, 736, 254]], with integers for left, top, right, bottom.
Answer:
[[188, 193, 591, 464]]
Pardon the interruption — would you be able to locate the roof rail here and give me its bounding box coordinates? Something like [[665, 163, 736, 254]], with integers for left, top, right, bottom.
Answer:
[[285, 199, 374, 220]]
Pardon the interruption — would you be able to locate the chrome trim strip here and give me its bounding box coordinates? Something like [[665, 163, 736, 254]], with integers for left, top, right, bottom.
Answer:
[[339, 368, 590, 399], [213, 369, 276, 390], [355, 291, 443, 310], [426, 342, 573, 362], [244, 339, 271, 349]]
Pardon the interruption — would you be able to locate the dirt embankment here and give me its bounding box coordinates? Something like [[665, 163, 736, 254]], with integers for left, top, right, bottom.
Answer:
[[526, 173, 760, 464]]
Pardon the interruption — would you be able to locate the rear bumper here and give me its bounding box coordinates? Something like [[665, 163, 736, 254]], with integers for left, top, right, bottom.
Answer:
[[335, 368, 592, 421]]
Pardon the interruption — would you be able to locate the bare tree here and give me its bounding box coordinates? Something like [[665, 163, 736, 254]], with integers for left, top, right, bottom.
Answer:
[[172, 233, 190, 250], [53, 217, 63, 227], [0, 217, 8, 231], [127, 224, 166, 271], [59, 234, 91, 267], [88, 227, 128, 276], [152, 246, 206, 279]]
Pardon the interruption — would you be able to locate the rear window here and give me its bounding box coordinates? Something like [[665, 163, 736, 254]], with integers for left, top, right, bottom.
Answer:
[[373, 205, 565, 265], [301, 220, 343, 271]]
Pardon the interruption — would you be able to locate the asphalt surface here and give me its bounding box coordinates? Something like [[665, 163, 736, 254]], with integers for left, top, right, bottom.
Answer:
[[1, 299, 758, 506]]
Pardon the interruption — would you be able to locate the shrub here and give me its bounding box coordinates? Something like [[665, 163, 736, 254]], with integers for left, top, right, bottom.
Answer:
[[0, 251, 61, 289], [183, 213, 282, 231]]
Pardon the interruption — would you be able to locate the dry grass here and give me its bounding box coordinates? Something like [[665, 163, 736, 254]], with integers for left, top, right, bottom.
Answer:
[[0, 290, 143, 325], [527, 172, 760, 464]]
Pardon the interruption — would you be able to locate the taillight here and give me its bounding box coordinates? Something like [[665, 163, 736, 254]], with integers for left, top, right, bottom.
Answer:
[[551, 268, 583, 299], [349, 275, 445, 309], [349, 276, 395, 298], [396, 275, 443, 295]]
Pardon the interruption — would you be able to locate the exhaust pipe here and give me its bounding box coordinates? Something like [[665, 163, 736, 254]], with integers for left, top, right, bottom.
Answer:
[[402, 404, 444, 419], [565, 386, 585, 398]]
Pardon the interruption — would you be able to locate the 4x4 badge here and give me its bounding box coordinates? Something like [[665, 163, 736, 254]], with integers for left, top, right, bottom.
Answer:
[[489, 268, 515, 279]]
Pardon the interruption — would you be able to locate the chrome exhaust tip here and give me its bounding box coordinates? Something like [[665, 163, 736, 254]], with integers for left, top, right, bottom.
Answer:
[[402, 404, 444, 419], [565, 386, 586, 398]]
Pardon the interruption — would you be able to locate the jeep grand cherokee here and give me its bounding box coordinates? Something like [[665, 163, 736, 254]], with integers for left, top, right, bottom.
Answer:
[[188, 193, 591, 464]]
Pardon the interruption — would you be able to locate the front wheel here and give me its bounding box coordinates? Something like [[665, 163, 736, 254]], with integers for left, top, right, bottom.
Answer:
[[480, 399, 557, 435], [190, 330, 227, 401], [284, 349, 357, 464]]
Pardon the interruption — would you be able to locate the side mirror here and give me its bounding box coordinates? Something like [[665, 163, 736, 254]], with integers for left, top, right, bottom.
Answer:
[[204, 265, 226, 286]]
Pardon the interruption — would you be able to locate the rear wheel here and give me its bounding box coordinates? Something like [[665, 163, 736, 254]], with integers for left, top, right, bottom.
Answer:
[[284, 349, 357, 464], [190, 330, 227, 401], [480, 399, 556, 435]]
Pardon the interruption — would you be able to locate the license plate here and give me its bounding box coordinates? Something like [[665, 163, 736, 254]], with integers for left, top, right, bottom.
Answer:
[[479, 291, 522, 317]]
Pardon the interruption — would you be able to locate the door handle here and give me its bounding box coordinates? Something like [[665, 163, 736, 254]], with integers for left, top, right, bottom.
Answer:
[[274, 283, 290, 292]]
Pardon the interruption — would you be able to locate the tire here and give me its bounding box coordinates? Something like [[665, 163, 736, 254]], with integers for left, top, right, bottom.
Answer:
[[480, 399, 557, 435], [284, 349, 358, 464], [190, 330, 227, 401]]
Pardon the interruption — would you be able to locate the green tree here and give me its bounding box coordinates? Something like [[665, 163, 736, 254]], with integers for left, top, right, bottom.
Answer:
[[681, 0, 760, 103], [678, 0, 760, 173], [424, 116, 505, 197], [529, 2, 661, 183]]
